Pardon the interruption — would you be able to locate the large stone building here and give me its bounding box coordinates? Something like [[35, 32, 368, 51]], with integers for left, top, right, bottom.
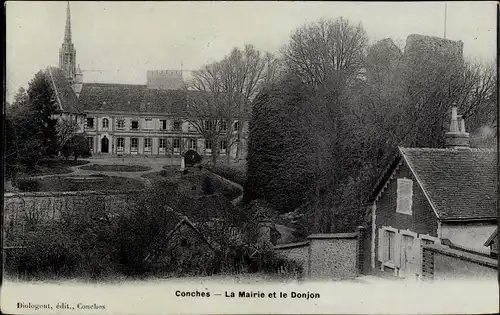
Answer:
[[47, 2, 248, 159]]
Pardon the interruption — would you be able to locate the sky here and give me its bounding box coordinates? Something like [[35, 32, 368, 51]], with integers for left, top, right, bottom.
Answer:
[[5, 1, 497, 103]]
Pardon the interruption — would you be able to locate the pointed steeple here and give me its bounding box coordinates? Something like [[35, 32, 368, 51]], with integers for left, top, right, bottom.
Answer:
[[59, 1, 76, 84], [64, 1, 72, 43]]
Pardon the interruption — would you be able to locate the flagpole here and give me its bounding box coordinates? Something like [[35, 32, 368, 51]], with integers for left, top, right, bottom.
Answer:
[[444, 2, 447, 39]]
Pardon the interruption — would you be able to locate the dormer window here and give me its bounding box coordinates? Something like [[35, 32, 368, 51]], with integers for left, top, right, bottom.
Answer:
[[396, 178, 413, 215], [102, 118, 109, 129]]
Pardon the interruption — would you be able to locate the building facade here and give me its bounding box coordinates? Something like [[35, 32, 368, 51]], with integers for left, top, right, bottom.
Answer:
[[48, 2, 248, 159]]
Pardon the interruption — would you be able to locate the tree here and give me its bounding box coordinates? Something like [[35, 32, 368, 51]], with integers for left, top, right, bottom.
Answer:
[[27, 70, 59, 157], [61, 134, 90, 160], [281, 17, 368, 90], [5, 86, 44, 173], [244, 75, 317, 213], [5, 71, 59, 176], [56, 118, 80, 155], [185, 44, 280, 165]]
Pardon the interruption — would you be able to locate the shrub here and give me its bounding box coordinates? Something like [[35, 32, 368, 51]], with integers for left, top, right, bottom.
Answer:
[[256, 248, 303, 278], [3, 184, 299, 281], [184, 150, 202, 166], [202, 177, 215, 195], [183, 169, 189, 175], [205, 165, 246, 186], [5, 227, 80, 279], [13, 178, 41, 192], [62, 135, 91, 161]]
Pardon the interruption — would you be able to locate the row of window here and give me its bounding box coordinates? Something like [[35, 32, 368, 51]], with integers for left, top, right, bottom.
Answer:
[[86, 137, 227, 151], [86, 118, 240, 132]]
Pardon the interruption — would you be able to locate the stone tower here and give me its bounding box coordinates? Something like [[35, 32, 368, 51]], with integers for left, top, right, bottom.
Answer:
[[59, 1, 77, 85]]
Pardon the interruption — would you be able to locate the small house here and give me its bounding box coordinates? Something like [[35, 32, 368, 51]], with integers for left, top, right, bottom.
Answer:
[[366, 106, 497, 279]]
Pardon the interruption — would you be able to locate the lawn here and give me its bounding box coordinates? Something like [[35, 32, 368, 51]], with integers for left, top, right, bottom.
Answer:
[[13, 175, 145, 192], [79, 164, 152, 172], [27, 159, 91, 176]]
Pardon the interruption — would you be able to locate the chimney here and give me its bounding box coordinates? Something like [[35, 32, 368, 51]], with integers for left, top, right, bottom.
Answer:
[[445, 103, 470, 148]]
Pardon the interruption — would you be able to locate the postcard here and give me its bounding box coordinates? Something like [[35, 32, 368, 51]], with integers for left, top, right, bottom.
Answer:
[[3, 1, 498, 314]]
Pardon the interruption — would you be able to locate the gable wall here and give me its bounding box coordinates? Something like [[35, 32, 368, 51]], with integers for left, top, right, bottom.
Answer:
[[441, 221, 497, 254], [375, 162, 439, 236]]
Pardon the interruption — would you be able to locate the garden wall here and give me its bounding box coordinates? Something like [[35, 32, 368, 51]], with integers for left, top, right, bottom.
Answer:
[[422, 244, 497, 281], [274, 228, 365, 280], [3, 190, 142, 238]]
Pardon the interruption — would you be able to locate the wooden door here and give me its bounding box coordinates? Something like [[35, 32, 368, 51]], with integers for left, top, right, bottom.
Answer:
[[400, 234, 419, 279]]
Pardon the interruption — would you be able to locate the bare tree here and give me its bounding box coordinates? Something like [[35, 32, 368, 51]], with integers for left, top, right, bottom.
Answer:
[[281, 17, 368, 90], [56, 118, 80, 154], [185, 44, 279, 165]]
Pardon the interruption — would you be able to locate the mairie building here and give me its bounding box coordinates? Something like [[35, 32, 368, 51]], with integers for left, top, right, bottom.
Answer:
[[46, 2, 248, 159]]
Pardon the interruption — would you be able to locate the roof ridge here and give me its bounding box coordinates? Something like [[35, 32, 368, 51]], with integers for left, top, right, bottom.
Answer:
[[84, 82, 146, 87], [46, 67, 63, 111], [400, 147, 497, 153]]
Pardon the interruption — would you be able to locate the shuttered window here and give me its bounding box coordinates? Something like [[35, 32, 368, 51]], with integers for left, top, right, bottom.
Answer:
[[384, 230, 396, 262], [396, 178, 413, 215], [378, 227, 401, 266]]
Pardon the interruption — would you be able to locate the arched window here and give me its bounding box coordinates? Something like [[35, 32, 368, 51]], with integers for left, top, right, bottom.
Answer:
[[102, 118, 109, 129], [234, 121, 240, 131]]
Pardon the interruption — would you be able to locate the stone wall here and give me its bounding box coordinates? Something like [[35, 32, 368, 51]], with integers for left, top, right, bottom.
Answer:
[[308, 233, 358, 280], [3, 190, 142, 236], [422, 244, 497, 281], [275, 229, 364, 281], [274, 242, 309, 274]]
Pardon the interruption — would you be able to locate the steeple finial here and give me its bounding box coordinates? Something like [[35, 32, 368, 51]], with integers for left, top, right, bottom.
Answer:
[[64, 1, 72, 42]]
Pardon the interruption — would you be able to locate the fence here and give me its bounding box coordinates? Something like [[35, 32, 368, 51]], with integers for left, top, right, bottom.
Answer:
[[422, 243, 497, 281], [274, 226, 366, 280]]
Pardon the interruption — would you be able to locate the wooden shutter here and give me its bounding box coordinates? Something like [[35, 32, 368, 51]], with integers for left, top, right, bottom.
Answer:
[[377, 229, 384, 262], [397, 179, 413, 214], [394, 232, 402, 268], [414, 237, 422, 273]]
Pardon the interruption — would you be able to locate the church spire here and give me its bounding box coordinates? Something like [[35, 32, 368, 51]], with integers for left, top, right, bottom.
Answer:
[[59, 1, 76, 84], [64, 1, 72, 43]]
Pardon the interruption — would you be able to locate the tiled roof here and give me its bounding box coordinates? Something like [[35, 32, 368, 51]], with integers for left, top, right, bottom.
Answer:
[[48, 66, 251, 118], [46, 67, 83, 113], [78, 83, 192, 115], [400, 147, 497, 221]]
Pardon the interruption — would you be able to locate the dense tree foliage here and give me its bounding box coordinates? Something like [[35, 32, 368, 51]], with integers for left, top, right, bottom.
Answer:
[[61, 134, 91, 160], [244, 75, 316, 213], [5, 71, 60, 177], [245, 17, 497, 235]]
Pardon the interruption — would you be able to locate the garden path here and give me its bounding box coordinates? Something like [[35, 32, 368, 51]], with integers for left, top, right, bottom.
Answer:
[[30, 157, 184, 188]]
